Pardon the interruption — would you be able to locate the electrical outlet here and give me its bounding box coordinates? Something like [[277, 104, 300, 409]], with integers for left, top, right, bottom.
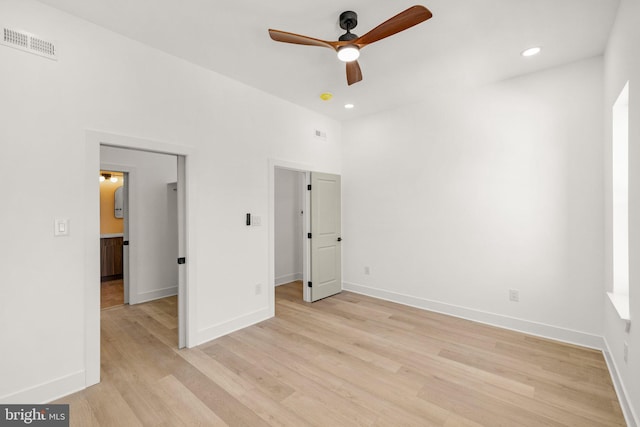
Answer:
[[54, 218, 70, 236], [255, 283, 262, 295], [364, 266, 370, 275], [624, 342, 628, 363], [509, 289, 519, 302]]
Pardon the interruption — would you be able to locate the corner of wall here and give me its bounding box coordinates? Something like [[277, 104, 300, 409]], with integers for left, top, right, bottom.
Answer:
[[196, 308, 272, 347], [603, 337, 640, 427]]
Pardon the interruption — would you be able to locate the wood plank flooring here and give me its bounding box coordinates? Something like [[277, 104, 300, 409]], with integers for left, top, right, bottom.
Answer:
[[101, 279, 124, 309], [56, 281, 626, 426]]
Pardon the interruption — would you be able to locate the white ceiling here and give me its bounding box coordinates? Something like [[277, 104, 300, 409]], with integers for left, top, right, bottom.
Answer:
[[37, 0, 619, 121]]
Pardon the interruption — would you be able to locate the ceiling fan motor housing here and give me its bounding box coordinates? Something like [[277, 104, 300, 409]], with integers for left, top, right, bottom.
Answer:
[[339, 32, 358, 41], [339, 11, 358, 31]]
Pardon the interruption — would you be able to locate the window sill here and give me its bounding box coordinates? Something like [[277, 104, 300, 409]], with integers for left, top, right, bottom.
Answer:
[[607, 292, 631, 331]]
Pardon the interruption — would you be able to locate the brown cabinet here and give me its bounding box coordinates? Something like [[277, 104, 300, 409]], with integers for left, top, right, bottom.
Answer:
[[101, 237, 123, 280]]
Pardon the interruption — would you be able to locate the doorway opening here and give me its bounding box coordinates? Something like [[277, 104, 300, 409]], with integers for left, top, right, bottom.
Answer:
[[271, 166, 311, 302], [99, 169, 127, 309], [101, 147, 179, 311], [269, 160, 343, 311], [84, 131, 193, 388], [274, 168, 308, 302]]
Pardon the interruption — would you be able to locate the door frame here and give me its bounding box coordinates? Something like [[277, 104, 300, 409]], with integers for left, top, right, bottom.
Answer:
[[269, 159, 313, 310], [84, 130, 197, 387]]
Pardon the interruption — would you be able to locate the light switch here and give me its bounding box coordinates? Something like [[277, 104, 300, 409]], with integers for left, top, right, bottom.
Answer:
[[54, 218, 70, 236], [252, 215, 261, 226]]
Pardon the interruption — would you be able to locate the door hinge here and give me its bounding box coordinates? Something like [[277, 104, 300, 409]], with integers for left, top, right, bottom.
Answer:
[[307, 281, 312, 288], [177, 257, 186, 264], [307, 233, 312, 239], [307, 184, 312, 191]]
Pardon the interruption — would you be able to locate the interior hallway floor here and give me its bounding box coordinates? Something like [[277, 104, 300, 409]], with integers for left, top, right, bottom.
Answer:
[[56, 281, 625, 426], [101, 279, 124, 309]]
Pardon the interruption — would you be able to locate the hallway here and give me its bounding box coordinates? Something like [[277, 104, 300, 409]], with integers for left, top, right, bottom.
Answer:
[[101, 279, 124, 309]]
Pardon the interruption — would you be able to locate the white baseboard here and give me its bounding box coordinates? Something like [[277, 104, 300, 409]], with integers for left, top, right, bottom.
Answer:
[[0, 370, 85, 404], [275, 273, 302, 286], [343, 282, 604, 350], [131, 286, 178, 304], [603, 338, 639, 427], [197, 307, 271, 346]]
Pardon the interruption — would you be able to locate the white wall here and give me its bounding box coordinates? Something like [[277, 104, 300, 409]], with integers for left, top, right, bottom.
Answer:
[[603, 0, 640, 423], [0, 0, 341, 403], [274, 168, 303, 285], [342, 57, 605, 346], [101, 146, 178, 303]]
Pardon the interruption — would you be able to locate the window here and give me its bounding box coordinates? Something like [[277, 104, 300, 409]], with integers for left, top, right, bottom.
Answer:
[[610, 81, 630, 321]]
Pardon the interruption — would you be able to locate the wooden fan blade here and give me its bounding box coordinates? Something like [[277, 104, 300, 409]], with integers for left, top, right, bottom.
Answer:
[[355, 5, 432, 47], [268, 29, 339, 50], [346, 61, 363, 85]]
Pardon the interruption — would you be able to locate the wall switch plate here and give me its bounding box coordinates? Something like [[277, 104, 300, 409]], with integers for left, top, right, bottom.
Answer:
[[509, 289, 519, 302], [252, 215, 261, 226], [54, 218, 70, 236], [364, 266, 370, 275], [255, 283, 262, 295]]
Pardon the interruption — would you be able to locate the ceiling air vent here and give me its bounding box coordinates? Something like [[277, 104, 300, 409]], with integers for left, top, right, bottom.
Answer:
[[2, 27, 57, 60]]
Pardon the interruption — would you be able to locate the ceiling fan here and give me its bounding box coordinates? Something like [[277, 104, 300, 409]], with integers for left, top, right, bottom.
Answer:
[[268, 5, 433, 86]]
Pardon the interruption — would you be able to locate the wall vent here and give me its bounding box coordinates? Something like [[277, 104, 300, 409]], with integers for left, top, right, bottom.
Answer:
[[2, 27, 57, 60]]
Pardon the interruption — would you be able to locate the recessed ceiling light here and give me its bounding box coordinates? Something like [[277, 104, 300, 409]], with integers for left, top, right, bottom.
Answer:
[[521, 47, 541, 57], [344, 103, 355, 109]]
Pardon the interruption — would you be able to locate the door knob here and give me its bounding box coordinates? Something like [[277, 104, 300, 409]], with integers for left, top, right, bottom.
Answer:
[[337, 237, 342, 242]]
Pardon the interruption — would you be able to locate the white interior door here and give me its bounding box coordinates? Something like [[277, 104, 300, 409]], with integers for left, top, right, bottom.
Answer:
[[310, 172, 342, 302], [177, 156, 187, 349]]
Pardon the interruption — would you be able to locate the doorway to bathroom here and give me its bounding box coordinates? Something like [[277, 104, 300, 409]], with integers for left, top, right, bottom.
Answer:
[[99, 169, 127, 309]]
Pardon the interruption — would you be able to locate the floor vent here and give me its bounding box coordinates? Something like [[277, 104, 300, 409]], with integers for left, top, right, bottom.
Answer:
[[2, 27, 57, 60]]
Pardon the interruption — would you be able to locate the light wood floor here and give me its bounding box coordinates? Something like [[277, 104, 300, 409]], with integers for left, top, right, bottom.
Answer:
[[57, 281, 625, 426], [101, 279, 124, 309]]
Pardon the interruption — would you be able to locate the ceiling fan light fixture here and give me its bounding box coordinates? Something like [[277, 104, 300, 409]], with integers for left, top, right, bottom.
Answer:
[[269, 5, 433, 84], [337, 45, 360, 62]]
